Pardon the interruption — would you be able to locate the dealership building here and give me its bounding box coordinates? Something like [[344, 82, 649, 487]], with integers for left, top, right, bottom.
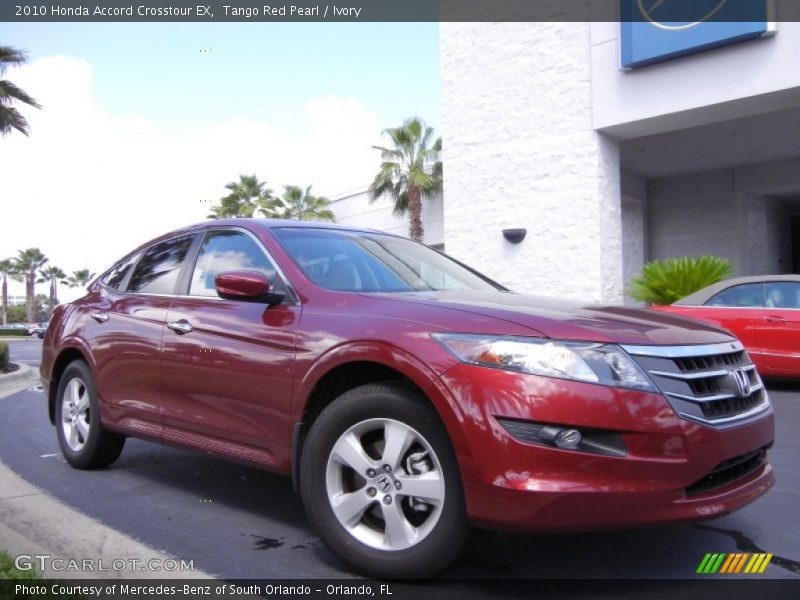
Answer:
[[331, 13, 800, 304]]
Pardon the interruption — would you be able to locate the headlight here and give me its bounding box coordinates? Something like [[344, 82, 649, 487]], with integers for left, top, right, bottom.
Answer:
[[432, 333, 655, 392]]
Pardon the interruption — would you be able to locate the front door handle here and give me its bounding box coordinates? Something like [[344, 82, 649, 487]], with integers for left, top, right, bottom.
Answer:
[[765, 316, 787, 324], [167, 320, 193, 334], [90, 312, 110, 323]]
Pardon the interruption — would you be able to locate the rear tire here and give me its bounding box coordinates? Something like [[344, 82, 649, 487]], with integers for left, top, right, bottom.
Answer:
[[300, 382, 469, 578], [55, 360, 125, 469]]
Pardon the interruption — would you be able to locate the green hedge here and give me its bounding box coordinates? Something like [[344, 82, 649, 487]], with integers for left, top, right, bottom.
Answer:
[[0, 342, 8, 372], [0, 329, 29, 337]]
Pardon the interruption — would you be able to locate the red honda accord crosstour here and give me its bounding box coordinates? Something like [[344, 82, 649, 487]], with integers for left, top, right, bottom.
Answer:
[[41, 220, 775, 578]]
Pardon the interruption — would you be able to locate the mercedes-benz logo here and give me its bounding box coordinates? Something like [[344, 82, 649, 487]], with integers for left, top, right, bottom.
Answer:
[[733, 368, 752, 398], [376, 474, 392, 493], [637, 0, 728, 31]]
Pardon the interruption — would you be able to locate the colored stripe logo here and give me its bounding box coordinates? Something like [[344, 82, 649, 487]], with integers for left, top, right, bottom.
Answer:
[[697, 553, 773, 574]]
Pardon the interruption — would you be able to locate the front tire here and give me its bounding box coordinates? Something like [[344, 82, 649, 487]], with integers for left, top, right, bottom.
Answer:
[[300, 382, 468, 578], [55, 360, 125, 469]]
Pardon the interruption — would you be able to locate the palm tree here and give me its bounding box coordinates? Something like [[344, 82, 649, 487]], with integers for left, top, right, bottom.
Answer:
[[263, 185, 335, 221], [207, 174, 274, 218], [0, 258, 22, 326], [65, 269, 96, 289], [368, 117, 442, 242], [33, 293, 49, 322], [13, 248, 48, 323], [0, 46, 41, 136], [37, 265, 67, 314]]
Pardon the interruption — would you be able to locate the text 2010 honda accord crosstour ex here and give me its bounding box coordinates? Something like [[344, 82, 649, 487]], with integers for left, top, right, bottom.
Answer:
[[41, 220, 775, 578]]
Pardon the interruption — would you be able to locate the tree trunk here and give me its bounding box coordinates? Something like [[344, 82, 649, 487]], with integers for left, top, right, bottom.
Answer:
[[408, 185, 424, 242], [26, 270, 35, 323], [49, 278, 56, 315], [1, 275, 7, 326]]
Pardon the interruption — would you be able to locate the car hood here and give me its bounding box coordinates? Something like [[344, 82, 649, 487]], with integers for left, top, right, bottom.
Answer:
[[371, 290, 734, 346]]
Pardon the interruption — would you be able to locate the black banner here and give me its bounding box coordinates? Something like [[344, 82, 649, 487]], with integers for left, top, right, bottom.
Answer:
[[3, 0, 800, 23], [3, 579, 800, 600]]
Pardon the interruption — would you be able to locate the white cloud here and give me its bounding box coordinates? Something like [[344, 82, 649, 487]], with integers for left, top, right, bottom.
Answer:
[[0, 55, 382, 302]]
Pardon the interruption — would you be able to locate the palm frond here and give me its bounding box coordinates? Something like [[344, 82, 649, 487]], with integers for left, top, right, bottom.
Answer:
[[0, 80, 41, 108], [391, 191, 410, 216], [0, 46, 27, 75], [0, 105, 30, 136], [271, 184, 335, 222], [0, 46, 40, 137], [627, 255, 732, 305]]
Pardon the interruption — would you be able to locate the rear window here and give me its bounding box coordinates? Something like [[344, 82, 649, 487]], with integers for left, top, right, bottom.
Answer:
[[127, 235, 195, 295], [102, 253, 140, 290]]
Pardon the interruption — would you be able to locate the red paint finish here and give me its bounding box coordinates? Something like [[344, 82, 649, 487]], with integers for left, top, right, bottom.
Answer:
[[653, 303, 800, 377], [160, 298, 299, 470], [78, 286, 171, 432], [434, 365, 774, 531], [214, 270, 270, 299], [41, 219, 775, 534]]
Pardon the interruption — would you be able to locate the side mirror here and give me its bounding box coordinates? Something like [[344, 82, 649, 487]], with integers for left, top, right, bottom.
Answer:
[[214, 271, 285, 305]]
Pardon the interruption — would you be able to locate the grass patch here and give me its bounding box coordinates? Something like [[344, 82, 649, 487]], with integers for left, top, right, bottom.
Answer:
[[0, 551, 84, 600], [0, 551, 40, 579]]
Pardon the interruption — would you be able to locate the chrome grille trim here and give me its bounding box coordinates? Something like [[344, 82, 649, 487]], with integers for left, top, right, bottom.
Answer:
[[621, 341, 770, 429], [622, 340, 744, 358], [648, 369, 730, 381], [664, 382, 764, 403], [678, 399, 772, 427]]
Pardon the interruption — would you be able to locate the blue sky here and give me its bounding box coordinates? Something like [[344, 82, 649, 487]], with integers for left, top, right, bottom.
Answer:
[[0, 22, 440, 301], [1, 22, 440, 134]]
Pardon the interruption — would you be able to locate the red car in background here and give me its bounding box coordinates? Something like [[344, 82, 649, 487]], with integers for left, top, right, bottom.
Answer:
[[653, 275, 800, 378], [40, 220, 775, 578]]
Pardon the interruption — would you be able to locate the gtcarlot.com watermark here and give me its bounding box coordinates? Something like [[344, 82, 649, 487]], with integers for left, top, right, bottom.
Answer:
[[14, 554, 194, 573]]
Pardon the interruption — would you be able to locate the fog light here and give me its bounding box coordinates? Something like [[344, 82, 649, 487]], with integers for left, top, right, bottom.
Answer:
[[554, 428, 582, 449]]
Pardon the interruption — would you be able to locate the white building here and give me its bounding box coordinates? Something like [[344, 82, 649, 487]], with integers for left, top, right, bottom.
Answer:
[[335, 14, 800, 304], [329, 187, 444, 251]]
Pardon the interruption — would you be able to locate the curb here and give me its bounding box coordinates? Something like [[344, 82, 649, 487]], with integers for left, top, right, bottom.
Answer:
[[0, 363, 38, 397], [1, 364, 215, 580], [0, 460, 216, 580]]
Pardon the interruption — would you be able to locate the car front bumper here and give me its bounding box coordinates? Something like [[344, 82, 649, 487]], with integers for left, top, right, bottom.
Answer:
[[433, 364, 775, 532]]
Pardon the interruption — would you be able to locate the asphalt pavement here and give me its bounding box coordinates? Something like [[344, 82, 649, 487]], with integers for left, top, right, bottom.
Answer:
[[0, 338, 798, 581]]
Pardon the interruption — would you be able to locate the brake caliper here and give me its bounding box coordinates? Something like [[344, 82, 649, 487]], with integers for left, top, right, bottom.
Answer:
[[405, 451, 434, 512]]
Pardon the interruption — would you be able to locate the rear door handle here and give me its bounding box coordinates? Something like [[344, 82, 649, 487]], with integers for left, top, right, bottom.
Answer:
[[90, 312, 110, 323], [167, 320, 193, 334], [765, 316, 787, 324]]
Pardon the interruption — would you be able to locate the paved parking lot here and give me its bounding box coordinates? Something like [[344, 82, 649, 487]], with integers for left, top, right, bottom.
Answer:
[[1, 339, 798, 582]]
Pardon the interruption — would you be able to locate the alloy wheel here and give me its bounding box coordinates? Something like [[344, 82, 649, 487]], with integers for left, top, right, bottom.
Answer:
[[61, 377, 91, 452], [325, 418, 446, 551]]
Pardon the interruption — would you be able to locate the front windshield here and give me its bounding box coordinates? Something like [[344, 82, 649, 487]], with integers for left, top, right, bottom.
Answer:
[[272, 228, 503, 293]]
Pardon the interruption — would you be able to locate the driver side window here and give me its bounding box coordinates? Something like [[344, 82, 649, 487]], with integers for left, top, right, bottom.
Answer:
[[189, 230, 286, 298]]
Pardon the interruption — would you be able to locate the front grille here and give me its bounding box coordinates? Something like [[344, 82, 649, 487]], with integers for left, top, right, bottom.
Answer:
[[700, 391, 765, 419], [622, 341, 771, 428], [686, 448, 766, 495], [675, 351, 746, 373], [688, 376, 720, 396]]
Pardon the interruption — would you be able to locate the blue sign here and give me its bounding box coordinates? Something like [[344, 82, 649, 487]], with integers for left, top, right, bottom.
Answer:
[[621, 0, 774, 69]]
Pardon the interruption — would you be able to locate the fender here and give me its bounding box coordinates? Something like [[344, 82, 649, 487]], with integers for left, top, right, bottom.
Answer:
[[46, 337, 97, 425], [291, 340, 476, 484], [50, 336, 97, 374], [292, 340, 441, 420]]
